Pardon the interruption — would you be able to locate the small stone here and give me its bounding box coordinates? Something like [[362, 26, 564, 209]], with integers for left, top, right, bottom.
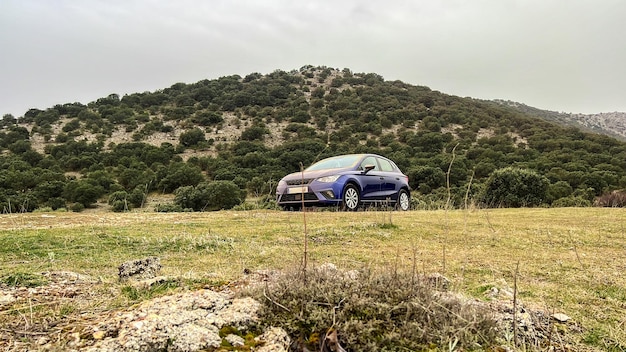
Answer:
[[0, 294, 16, 305], [131, 276, 169, 289], [318, 262, 338, 273], [118, 257, 161, 281], [485, 287, 499, 298], [93, 331, 106, 340], [552, 313, 571, 322], [255, 327, 290, 351], [225, 334, 245, 347]]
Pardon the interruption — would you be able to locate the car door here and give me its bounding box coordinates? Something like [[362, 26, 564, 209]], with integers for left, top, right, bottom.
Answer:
[[358, 156, 384, 200], [376, 157, 399, 199]]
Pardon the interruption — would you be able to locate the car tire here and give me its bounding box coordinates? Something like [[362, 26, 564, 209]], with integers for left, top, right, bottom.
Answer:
[[342, 184, 360, 211], [396, 189, 410, 211]]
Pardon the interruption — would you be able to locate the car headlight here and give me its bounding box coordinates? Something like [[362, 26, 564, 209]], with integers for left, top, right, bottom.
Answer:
[[317, 175, 340, 183]]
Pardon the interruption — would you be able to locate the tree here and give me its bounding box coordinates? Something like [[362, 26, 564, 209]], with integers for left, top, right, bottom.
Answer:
[[547, 180, 573, 203], [64, 180, 105, 207], [179, 128, 206, 147], [241, 124, 269, 141], [193, 111, 223, 126], [481, 167, 549, 207], [1, 114, 16, 127], [157, 162, 204, 193], [108, 191, 131, 212], [406, 166, 446, 193]]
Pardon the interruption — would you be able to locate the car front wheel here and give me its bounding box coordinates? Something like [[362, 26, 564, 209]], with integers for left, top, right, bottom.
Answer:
[[396, 189, 410, 211], [342, 185, 360, 211]]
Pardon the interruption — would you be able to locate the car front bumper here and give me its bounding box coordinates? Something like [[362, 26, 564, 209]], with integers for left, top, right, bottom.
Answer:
[[276, 184, 341, 206]]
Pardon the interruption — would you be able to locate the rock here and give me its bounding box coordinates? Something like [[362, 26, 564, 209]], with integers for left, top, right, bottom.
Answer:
[[118, 257, 161, 281], [92, 331, 106, 340], [0, 293, 16, 305], [485, 286, 499, 299], [318, 262, 338, 273], [44, 270, 96, 283], [225, 334, 245, 347], [168, 324, 221, 352], [130, 276, 170, 289], [552, 313, 571, 323], [85, 289, 259, 352], [254, 327, 290, 352], [206, 297, 261, 330]]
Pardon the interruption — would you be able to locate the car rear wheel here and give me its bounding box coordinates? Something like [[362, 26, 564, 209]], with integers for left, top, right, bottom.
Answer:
[[396, 189, 410, 211], [342, 185, 360, 211]]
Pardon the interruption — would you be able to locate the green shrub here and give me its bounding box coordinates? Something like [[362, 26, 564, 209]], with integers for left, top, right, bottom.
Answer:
[[547, 180, 573, 203], [174, 181, 244, 211], [481, 167, 549, 207], [111, 200, 129, 212], [154, 203, 187, 212], [69, 202, 85, 212], [46, 197, 66, 210], [233, 196, 279, 211], [552, 196, 592, 207], [108, 191, 131, 212], [33, 206, 53, 213], [64, 180, 105, 207], [108, 191, 128, 204], [179, 128, 206, 147], [128, 186, 147, 208]]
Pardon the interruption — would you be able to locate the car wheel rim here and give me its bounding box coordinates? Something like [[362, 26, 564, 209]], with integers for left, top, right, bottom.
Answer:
[[345, 188, 358, 209], [399, 192, 409, 210]]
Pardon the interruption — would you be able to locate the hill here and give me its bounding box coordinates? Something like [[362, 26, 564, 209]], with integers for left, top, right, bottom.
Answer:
[[494, 100, 626, 141], [1, 65, 626, 212]]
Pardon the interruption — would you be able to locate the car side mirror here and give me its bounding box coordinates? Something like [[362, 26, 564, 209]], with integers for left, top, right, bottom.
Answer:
[[363, 164, 375, 174]]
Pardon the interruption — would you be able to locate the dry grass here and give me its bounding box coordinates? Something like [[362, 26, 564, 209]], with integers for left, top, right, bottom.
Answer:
[[0, 207, 625, 350]]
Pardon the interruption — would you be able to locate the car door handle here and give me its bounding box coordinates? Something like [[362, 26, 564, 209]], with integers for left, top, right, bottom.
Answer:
[[379, 177, 384, 180]]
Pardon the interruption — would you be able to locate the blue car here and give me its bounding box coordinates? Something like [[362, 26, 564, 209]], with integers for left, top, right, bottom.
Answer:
[[276, 154, 410, 211]]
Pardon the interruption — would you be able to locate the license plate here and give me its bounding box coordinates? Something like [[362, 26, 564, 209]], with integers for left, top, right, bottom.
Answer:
[[288, 186, 308, 194]]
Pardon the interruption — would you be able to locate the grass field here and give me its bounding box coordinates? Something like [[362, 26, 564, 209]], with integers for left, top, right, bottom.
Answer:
[[0, 207, 624, 350]]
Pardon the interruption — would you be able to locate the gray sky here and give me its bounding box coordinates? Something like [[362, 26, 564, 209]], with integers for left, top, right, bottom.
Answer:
[[1, 0, 625, 117]]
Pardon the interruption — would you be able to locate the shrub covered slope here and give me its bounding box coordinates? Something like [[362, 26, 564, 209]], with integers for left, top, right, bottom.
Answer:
[[1, 65, 626, 211]]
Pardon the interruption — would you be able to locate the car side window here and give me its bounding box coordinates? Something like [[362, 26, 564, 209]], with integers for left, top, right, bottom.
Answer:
[[377, 158, 394, 172], [360, 156, 379, 171]]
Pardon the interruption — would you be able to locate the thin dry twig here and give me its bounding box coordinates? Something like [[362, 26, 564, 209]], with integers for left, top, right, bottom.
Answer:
[[445, 143, 459, 211], [513, 260, 520, 347], [300, 162, 309, 285], [573, 246, 585, 271], [263, 287, 291, 313], [0, 328, 50, 336]]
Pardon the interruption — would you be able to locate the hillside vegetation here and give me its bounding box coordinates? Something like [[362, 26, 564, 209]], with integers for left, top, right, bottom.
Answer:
[[1, 65, 626, 212]]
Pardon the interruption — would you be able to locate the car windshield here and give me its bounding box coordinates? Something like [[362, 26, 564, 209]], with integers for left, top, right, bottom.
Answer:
[[306, 155, 362, 171]]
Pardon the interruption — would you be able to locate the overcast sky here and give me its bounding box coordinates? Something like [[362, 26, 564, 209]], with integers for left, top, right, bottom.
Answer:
[[1, 0, 625, 117]]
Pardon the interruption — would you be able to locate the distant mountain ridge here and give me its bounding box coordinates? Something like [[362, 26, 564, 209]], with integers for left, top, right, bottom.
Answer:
[[493, 100, 626, 141]]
